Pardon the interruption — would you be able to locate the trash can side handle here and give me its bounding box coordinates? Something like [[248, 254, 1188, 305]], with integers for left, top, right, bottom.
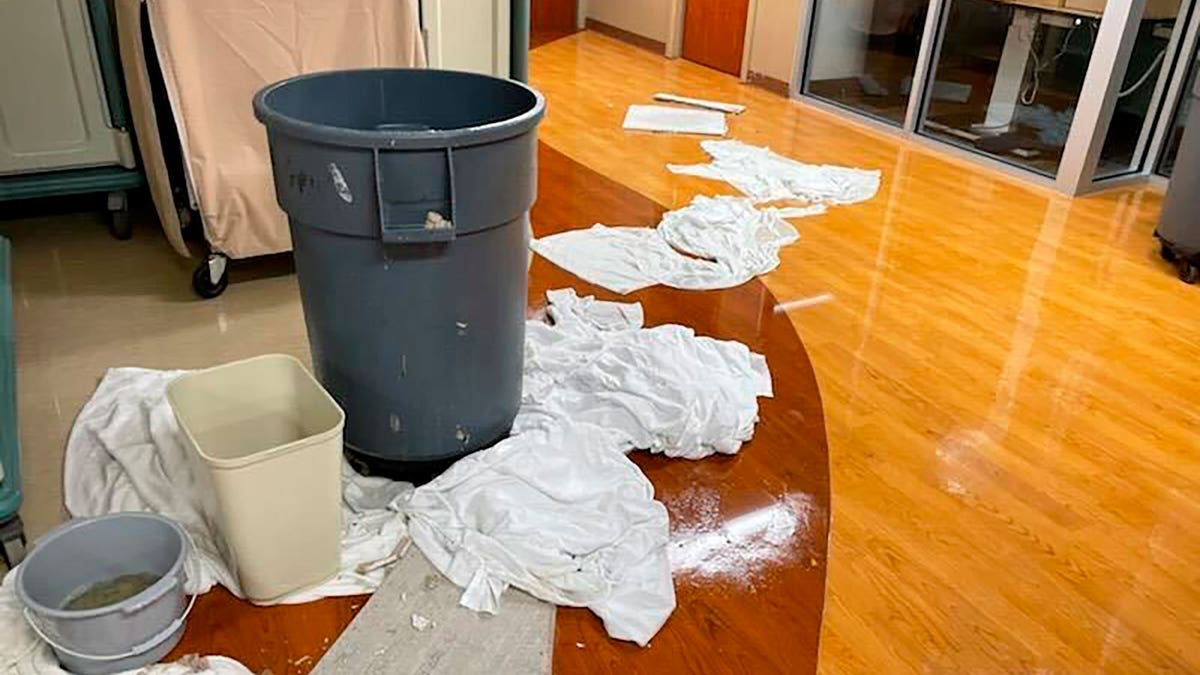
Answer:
[[374, 147, 457, 245]]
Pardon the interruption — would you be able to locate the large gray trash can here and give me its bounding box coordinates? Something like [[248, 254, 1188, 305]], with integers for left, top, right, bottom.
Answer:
[[1158, 75, 1200, 284], [254, 69, 544, 482]]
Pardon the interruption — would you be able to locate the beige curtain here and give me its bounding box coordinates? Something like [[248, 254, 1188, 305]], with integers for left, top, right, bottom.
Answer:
[[143, 0, 426, 259]]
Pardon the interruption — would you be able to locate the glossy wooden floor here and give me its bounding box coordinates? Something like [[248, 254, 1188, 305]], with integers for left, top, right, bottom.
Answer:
[[530, 31, 1200, 673], [158, 144, 832, 673]]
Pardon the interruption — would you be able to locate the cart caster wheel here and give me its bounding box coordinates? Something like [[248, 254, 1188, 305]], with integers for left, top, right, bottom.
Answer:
[[0, 516, 26, 568], [106, 191, 132, 240], [193, 254, 229, 299], [1179, 262, 1199, 285], [1160, 242, 1177, 263], [108, 208, 133, 240]]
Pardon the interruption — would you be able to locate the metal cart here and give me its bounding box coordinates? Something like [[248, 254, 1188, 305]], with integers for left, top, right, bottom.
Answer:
[[0, 0, 145, 238], [1157, 64, 1200, 283], [0, 236, 23, 567]]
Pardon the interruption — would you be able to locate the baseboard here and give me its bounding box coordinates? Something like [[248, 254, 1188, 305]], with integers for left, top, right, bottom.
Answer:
[[746, 71, 790, 97], [585, 19, 666, 55]]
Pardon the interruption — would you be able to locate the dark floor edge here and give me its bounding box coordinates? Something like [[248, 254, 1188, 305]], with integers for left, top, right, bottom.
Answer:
[[584, 19, 666, 55]]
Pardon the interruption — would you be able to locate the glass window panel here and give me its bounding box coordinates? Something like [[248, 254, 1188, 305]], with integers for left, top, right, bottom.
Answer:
[[1157, 40, 1200, 176], [803, 0, 931, 126], [1096, 1, 1185, 179], [919, 0, 1103, 177]]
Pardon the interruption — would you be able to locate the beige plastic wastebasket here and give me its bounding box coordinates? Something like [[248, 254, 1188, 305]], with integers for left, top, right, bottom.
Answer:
[[166, 354, 344, 603]]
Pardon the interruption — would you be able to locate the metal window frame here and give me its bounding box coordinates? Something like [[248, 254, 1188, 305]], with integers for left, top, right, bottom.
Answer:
[[791, 0, 1060, 190], [1056, 0, 1148, 195], [788, 0, 1200, 196], [1145, 4, 1200, 175]]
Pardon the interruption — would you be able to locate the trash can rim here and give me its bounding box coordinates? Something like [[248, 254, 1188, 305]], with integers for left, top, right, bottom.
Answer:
[[253, 68, 546, 150]]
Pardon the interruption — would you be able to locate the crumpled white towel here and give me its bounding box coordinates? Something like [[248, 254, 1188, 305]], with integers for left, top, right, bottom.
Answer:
[[405, 289, 771, 646], [1, 568, 252, 675], [668, 139, 881, 205], [515, 288, 772, 459], [63, 367, 413, 603], [405, 422, 672, 646], [531, 195, 800, 294]]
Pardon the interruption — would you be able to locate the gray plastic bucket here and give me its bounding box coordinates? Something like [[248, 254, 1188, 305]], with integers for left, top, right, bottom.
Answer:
[[254, 69, 545, 482], [14, 513, 193, 675]]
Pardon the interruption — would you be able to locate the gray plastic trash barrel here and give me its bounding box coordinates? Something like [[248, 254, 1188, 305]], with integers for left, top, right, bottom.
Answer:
[[254, 69, 544, 482], [1158, 75, 1200, 281], [14, 513, 192, 675]]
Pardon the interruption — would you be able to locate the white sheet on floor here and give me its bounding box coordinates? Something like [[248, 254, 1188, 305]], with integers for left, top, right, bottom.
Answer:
[[515, 288, 772, 459], [406, 422, 672, 646], [668, 140, 881, 205], [1, 568, 252, 674], [63, 367, 413, 603], [407, 289, 772, 647], [530, 195, 800, 294], [623, 105, 727, 136]]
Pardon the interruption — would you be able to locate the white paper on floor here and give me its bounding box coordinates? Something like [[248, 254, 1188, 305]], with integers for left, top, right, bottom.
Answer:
[[668, 139, 881, 205], [623, 104, 727, 136], [531, 195, 801, 294], [30, 289, 770, 655], [1, 569, 252, 674], [408, 289, 772, 646]]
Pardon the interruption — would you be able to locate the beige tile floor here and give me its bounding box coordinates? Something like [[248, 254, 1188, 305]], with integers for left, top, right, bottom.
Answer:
[[1, 204, 310, 546]]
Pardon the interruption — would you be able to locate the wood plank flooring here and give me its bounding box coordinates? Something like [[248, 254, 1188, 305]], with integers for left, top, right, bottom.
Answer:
[[154, 143, 832, 674], [530, 30, 1200, 674]]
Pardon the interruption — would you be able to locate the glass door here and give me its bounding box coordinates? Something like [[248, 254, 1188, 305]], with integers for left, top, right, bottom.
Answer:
[[918, 0, 1105, 178], [801, 0, 932, 126], [1157, 32, 1200, 175], [1094, 0, 1187, 179]]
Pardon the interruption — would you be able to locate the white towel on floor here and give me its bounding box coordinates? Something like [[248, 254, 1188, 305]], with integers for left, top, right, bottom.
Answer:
[[531, 195, 801, 294], [517, 288, 772, 459], [407, 289, 772, 646], [406, 422, 672, 646], [668, 139, 881, 205]]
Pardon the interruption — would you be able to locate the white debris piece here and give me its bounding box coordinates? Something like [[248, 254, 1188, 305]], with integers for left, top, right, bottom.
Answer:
[[653, 92, 745, 114], [410, 613, 434, 631], [623, 104, 727, 136], [531, 195, 801, 294], [668, 139, 881, 205]]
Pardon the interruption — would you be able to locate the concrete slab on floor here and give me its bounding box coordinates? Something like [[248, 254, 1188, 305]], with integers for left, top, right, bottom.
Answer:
[[313, 547, 554, 674]]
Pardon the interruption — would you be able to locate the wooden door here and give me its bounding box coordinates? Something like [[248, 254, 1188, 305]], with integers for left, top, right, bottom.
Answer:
[[682, 0, 750, 76], [531, 0, 576, 32], [531, 0, 578, 48]]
